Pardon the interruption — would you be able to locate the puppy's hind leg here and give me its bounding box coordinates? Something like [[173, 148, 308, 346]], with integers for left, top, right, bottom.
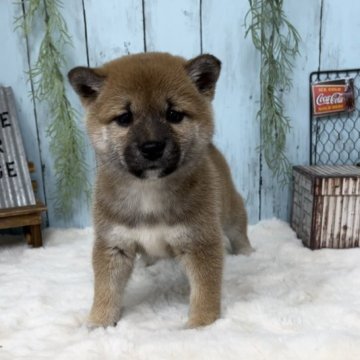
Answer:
[[225, 196, 253, 255], [225, 224, 253, 255]]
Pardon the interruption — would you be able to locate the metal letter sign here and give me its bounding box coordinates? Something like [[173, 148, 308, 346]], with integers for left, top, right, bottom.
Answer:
[[0, 87, 36, 208]]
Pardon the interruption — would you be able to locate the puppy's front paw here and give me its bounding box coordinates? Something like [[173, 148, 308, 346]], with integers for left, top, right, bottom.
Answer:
[[86, 319, 118, 330], [86, 311, 120, 330], [186, 312, 219, 329], [234, 244, 254, 256]]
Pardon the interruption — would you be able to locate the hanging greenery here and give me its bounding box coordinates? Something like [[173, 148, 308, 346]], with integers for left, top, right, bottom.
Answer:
[[245, 0, 300, 183], [15, 0, 89, 216]]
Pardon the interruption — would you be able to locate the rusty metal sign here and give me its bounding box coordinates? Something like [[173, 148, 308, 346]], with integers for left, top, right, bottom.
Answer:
[[311, 78, 355, 117], [0, 87, 36, 209]]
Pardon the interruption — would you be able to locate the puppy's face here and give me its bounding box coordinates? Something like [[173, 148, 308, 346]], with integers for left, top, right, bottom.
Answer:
[[69, 53, 221, 179]]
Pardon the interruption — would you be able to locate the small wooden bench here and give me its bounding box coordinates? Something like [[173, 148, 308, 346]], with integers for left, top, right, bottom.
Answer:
[[0, 202, 47, 247]]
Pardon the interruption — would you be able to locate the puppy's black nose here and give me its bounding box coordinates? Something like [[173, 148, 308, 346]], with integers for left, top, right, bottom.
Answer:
[[139, 141, 166, 161]]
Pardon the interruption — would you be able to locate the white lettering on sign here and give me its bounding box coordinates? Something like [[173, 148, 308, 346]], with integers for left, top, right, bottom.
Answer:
[[315, 92, 344, 106]]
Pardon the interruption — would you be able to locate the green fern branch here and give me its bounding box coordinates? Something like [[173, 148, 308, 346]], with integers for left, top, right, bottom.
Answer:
[[245, 0, 301, 184], [15, 0, 89, 216]]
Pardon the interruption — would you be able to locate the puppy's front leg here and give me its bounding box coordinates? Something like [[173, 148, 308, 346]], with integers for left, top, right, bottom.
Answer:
[[182, 239, 224, 328], [88, 239, 135, 328]]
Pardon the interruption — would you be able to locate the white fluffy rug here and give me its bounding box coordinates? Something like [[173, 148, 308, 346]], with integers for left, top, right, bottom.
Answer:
[[1, 219, 360, 360]]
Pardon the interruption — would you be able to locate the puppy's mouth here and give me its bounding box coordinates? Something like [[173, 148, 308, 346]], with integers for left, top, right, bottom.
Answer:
[[147, 164, 160, 170], [124, 150, 180, 180], [129, 163, 178, 180], [142, 168, 163, 180]]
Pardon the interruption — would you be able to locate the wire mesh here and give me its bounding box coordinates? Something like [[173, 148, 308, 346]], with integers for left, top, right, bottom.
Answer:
[[310, 69, 360, 165]]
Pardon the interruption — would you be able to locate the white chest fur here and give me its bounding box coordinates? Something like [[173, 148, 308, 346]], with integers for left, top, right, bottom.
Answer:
[[107, 224, 189, 258], [121, 180, 167, 215]]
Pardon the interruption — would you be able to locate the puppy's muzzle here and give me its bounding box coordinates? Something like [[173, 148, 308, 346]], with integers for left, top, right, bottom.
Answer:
[[139, 140, 166, 161]]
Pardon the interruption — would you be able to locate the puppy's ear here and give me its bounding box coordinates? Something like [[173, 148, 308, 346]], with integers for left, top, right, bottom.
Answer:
[[68, 67, 105, 105], [185, 54, 221, 99]]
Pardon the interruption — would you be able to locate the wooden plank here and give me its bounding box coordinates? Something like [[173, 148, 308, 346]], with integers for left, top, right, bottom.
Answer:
[[320, 1, 360, 70], [144, 0, 200, 57], [260, 0, 322, 221], [0, 2, 46, 209], [6, 1, 360, 228], [24, 225, 32, 245], [202, 0, 261, 223], [26, 0, 91, 227], [84, 0, 144, 66], [60, 1, 95, 228], [0, 202, 46, 218], [29, 224, 43, 247], [78, 0, 145, 227], [0, 213, 42, 229]]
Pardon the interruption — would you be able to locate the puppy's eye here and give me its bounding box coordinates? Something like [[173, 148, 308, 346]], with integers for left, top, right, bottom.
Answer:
[[166, 110, 184, 124], [113, 112, 133, 127]]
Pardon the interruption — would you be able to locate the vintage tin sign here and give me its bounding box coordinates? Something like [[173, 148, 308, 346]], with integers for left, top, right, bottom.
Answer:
[[311, 78, 355, 117], [0, 87, 36, 209]]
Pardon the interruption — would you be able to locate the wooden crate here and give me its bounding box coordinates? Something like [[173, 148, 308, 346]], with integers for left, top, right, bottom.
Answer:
[[291, 165, 360, 249]]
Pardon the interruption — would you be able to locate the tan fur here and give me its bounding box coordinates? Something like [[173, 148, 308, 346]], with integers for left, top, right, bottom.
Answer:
[[69, 52, 252, 329]]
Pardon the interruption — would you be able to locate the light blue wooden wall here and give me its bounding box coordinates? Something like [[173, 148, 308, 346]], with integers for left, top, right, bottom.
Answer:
[[0, 0, 359, 228]]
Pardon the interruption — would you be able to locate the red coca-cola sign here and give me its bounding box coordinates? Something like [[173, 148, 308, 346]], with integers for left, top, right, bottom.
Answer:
[[311, 78, 355, 117]]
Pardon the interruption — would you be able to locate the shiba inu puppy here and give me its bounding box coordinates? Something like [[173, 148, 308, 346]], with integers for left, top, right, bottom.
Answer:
[[68, 52, 252, 328]]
